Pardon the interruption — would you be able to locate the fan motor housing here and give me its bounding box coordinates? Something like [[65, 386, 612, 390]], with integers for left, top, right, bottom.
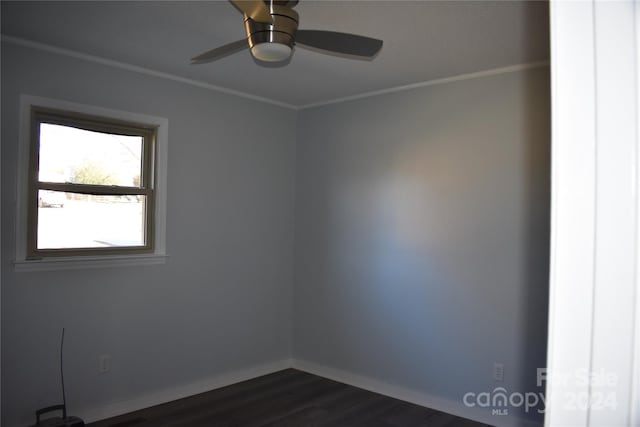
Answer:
[[244, 4, 299, 60]]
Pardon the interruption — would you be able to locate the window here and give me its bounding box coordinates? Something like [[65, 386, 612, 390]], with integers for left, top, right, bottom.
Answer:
[[16, 96, 168, 270]]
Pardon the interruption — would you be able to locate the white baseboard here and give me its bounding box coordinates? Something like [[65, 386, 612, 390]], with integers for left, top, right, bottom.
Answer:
[[9, 358, 542, 427], [291, 358, 543, 427], [77, 358, 293, 424]]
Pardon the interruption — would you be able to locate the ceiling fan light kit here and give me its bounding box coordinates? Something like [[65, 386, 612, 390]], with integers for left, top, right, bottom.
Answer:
[[250, 43, 292, 62], [245, 2, 298, 62], [191, 0, 383, 65]]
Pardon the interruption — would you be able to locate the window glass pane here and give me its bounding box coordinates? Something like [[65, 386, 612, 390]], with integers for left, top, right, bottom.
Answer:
[[37, 190, 146, 249], [38, 123, 143, 187]]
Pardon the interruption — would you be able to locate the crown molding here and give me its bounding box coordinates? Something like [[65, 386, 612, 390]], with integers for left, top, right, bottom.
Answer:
[[297, 60, 550, 110], [1, 35, 297, 110], [2, 35, 549, 111]]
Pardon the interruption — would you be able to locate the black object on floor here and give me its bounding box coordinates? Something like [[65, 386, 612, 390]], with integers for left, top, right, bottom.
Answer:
[[31, 328, 85, 427], [31, 404, 85, 427]]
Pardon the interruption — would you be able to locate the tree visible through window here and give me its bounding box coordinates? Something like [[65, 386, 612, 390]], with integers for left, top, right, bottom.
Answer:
[[28, 108, 157, 257]]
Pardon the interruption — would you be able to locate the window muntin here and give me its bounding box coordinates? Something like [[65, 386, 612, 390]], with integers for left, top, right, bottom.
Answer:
[[28, 108, 157, 257]]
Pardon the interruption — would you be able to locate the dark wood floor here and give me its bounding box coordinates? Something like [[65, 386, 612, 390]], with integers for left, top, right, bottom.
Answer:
[[88, 369, 491, 427]]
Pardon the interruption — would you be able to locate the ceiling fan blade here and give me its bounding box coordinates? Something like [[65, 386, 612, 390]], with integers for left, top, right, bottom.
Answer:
[[296, 30, 383, 58], [230, 0, 273, 24], [191, 39, 248, 64]]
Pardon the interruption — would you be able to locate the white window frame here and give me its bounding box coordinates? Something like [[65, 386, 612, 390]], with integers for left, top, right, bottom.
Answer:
[[14, 95, 169, 271]]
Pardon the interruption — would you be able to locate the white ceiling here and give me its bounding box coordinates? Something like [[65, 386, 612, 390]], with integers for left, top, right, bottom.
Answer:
[[1, 1, 549, 108]]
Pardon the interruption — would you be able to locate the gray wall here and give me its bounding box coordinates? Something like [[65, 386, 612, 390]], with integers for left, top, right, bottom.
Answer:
[[293, 67, 550, 422], [1, 43, 296, 427]]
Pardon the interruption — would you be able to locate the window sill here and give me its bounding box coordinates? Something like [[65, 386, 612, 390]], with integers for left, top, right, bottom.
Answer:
[[13, 253, 168, 272]]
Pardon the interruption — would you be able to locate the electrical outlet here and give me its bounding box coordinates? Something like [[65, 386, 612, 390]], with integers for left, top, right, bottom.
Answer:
[[99, 354, 111, 374], [494, 362, 504, 382]]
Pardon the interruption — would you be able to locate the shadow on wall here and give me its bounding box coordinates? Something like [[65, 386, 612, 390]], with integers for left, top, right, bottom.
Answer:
[[516, 64, 551, 418]]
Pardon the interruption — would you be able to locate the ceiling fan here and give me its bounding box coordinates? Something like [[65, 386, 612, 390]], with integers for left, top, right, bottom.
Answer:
[[191, 0, 383, 64]]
